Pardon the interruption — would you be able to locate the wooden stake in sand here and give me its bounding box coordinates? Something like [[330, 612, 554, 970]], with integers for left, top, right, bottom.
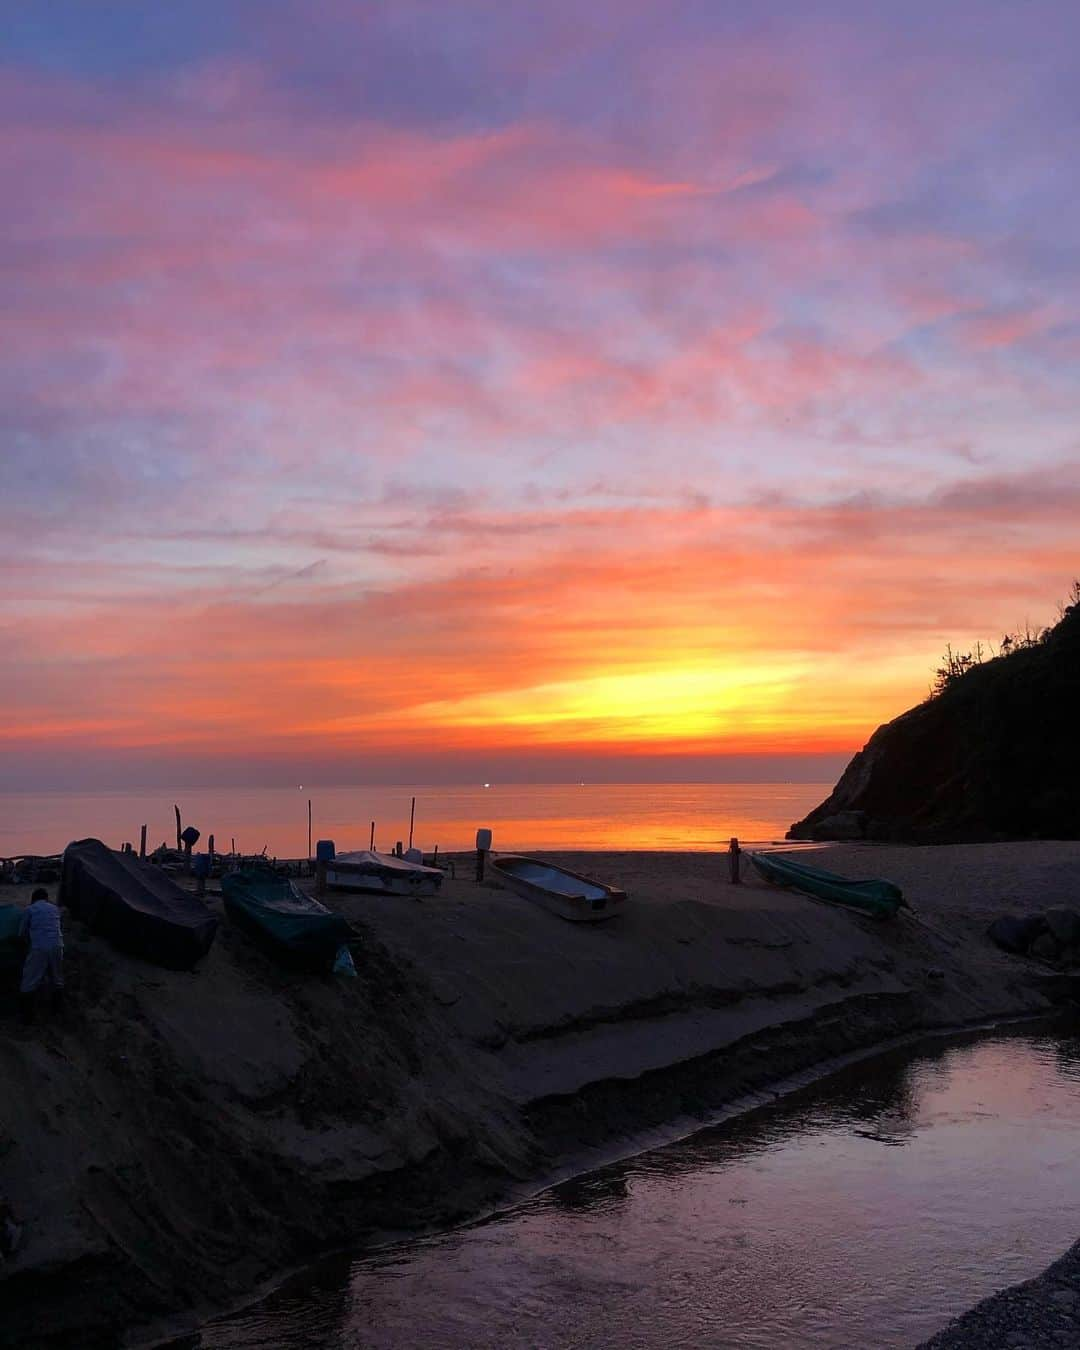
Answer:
[[408, 796, 416, 851], [175, 805, 182, 852], [369, 820, 375, 850], [728, 837, 741, 884], [139, 824, 147, 860], [307, 798, 312, 860]]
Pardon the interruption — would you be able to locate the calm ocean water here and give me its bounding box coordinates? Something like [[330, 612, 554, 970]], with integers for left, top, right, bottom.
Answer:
[[0, 782, 829, 858]]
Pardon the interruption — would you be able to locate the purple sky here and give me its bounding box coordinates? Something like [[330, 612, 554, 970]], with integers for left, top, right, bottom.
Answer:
[[3, 1, 1079, 788]]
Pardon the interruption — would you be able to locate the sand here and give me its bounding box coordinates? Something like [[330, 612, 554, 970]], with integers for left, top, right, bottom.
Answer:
[[1, 841, 1078, 1347]]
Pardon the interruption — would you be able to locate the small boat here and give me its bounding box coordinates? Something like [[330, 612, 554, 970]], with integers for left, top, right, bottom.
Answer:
[[222, 869, 355, 971], [748, 851, 905, 919], [325, 850, 443, 897], [60, 838, 219, 969], [489, 855, 625, 922]]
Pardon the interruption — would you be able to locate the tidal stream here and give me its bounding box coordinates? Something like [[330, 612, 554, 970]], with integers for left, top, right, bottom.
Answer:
[[188, 1030, 1080, 1348]]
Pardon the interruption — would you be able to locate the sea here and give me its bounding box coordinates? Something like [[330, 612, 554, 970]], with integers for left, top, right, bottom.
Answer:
[[0, 782, 830, 859]]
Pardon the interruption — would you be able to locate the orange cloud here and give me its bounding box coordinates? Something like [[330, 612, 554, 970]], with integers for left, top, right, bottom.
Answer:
[[5, 477, 1076, 783]]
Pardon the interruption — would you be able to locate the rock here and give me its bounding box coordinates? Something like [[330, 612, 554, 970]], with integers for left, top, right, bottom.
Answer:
[[987, 914, 1046, 954], [1044, 907, 1080, 946], [811, 811, 866, 840], [1029, 932, 1062, 963], [1050, 1288, 1078, 1309], [787, 599, 1080, 843]]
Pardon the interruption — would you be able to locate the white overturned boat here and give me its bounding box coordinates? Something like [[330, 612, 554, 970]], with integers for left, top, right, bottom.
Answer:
[[325, 850, 443, 897], [489, 854, 625, 922]]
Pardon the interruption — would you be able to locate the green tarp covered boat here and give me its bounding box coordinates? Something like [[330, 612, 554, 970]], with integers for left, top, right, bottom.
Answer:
[[748, 851, 905, 919], [222, 870, 355, 971]]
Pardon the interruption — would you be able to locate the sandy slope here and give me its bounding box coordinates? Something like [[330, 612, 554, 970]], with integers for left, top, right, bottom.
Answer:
[[1, 843, 1077, 1347]]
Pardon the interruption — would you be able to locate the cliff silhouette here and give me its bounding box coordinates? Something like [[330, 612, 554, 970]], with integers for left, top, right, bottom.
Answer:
[[789, 597, 1080, 843]]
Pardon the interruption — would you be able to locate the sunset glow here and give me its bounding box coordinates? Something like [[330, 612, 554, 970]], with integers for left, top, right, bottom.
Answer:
[[3, 1, 1079, 788]]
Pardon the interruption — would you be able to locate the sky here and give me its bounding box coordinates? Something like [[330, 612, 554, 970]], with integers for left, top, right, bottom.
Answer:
[[2, 0, 1079, 790]]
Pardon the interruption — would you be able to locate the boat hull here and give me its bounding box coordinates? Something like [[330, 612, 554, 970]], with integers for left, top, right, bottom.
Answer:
[[748, 851, 904, 919], [326, 850, 443, 897], [490, 855, 625, 922]]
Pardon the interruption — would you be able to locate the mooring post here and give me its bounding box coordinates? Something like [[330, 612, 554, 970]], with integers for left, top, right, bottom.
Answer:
[[475, 827, 492, 883], [139, 824, 147, 860], [728, 836, 741, 884]]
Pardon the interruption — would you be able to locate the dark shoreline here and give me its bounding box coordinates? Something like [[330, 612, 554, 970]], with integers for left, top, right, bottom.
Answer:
[[3, 842, 1080, 1348], [920, 1239, 1080, 1348]]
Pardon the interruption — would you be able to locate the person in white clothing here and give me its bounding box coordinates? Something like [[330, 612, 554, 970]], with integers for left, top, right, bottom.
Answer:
[[19, 887, 64, 1023]]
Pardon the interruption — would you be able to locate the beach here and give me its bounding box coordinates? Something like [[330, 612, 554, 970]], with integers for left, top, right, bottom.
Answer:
[[2, 842, 1079, 1347]]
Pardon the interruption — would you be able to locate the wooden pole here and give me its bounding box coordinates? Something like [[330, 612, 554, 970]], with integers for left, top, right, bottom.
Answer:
[[307, 798, 312, 860], [174, 805, 182, 852], [208, 834, 215, 869], [231, 836, 236, 856], [369, 820, 375, 850], [728, 837, 741, 884], [408, 796, 416, 850], [139, 824, 147, 860]]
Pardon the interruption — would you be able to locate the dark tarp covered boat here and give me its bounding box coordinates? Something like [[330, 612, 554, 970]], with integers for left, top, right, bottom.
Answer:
[[490, 855, 625, 922], [0, 905, 24, 989], [222, 870, 355, 970], [748, 851, 905, 919], [60, 838, 219, 969]]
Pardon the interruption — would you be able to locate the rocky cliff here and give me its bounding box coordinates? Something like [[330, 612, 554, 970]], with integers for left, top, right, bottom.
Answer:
[[789, 600, 1080, 842]]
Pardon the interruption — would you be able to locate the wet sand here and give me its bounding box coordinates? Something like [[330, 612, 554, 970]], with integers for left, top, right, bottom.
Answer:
[[1, 842, 1078, 1347]]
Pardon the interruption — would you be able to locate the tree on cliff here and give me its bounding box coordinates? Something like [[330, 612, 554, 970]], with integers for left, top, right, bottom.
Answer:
[[790, 584, 1080, 843]]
